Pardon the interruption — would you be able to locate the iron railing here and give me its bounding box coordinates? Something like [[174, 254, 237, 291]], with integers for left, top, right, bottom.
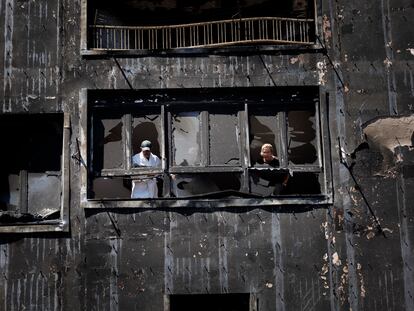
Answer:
[[89, 17, 314, 51]]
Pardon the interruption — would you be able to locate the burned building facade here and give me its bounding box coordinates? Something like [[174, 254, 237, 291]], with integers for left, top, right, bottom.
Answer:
[[0, 0, 413, 310]]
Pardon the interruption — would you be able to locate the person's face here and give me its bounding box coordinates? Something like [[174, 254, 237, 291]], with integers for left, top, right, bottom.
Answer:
[[142, 149, 151, 159], [261, 147, 274, 162]]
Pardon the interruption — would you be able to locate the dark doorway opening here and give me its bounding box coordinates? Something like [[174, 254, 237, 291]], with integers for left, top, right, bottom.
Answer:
[[169, 293, 251, 311]]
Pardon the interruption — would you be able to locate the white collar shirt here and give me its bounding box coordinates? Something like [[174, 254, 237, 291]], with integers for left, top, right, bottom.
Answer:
[[132, 152, 161, 168]]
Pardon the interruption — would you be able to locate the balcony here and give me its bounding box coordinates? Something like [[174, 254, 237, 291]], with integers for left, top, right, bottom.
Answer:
[[89, 16, 314, 51], [81, 0, 317, 55]]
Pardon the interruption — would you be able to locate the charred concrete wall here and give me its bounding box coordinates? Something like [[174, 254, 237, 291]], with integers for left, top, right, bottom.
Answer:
[[0, 0, 413, 310]]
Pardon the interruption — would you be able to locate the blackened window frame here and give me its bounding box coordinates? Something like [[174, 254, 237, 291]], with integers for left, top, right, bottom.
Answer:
[[80, 87, 332, 208], [0, 113, 71, 233], [91, 106, 166, 178]]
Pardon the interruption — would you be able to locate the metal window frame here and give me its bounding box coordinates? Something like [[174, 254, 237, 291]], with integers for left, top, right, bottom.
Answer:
[[0, 113, 71, 233], [169, 105, 243, 171], [80, 0, 322, 57], [79, 88, 333, 209], [95, 107, 166, 178]]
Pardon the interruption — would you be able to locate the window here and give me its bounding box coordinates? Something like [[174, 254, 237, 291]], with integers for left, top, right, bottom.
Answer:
[[167, 293, 256, 311], [80, 87, 332, 208], [0, 114, 70, 233], [81, 0, 317, 55]]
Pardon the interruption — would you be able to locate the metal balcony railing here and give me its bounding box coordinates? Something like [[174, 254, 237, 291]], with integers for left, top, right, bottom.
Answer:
[[89, 17, 314, 51]]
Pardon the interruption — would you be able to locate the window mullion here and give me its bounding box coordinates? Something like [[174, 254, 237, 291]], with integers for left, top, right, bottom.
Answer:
[[124, 113, 132, 171], [240, 104, 250, 192], [278, 111, 288, 168], [161, 105, 171, 198], [201, 110, 209, 166], [167, 109, 173, 168], [315, 99, 323, 168], [19, 170, 28, 214], [243, 104, 251, 168], [160, 105, 167, 170], [89, 112, 95, 175]]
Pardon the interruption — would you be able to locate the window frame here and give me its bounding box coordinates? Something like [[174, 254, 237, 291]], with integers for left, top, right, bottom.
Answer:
[[0, 113, 70, 233], [80, 88, 332, 208], [80, 0, 322, 57], [92, 107, 167, 177]]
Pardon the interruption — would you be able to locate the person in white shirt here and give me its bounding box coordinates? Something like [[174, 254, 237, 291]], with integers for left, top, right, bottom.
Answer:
[[131, 140, 161, 198]]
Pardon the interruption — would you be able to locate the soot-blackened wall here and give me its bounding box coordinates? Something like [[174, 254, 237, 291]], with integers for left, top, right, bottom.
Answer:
[[0, 0, 413, 310]]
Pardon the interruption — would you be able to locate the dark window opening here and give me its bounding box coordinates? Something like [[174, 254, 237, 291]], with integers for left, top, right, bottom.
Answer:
[[250, 170, 288, 196], [287, 108, 318, 165], [85, 0, 316, 52], [283, 172, 321, 195], [249, 106, 280, 166], [0, 114, 63, 221], [86, 87, 326, 202], [132, 110, 162, 158], [169, 293, 251, 311], [90, 0, 315, 26]]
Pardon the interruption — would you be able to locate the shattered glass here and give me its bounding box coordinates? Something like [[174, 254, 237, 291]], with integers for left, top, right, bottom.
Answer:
[[28, 173, 61, 216], [287, 110, 318, 165], [209, 111, 240, 165], [172, 111, 201, 166]]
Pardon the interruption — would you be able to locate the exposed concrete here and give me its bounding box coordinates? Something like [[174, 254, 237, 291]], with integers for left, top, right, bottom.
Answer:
[[363, 115, 414, 169]]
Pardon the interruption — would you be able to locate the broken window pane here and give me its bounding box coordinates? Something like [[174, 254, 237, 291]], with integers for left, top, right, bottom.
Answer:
[[249, 110, 279, 166], [249, 169, 289, 196], [287, 110, 318, 165], [90, 177, 132, 199], [132, 110, 162, 159], [171, 173, 242, 198], [0, 114, 63, 216], [209, 110, 240, 165], [28, 173, 61, 217], [93, 113, 124, 170], [172, 111, 201, 166]]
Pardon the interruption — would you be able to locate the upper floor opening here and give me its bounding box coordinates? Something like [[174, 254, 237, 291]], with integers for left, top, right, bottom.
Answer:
[[79, 86, 332, 208], [81, 0, 318, 55], [0, 113, 70, 233]]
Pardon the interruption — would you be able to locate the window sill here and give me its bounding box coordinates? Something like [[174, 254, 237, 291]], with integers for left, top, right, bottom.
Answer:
[[0, 220, 68, 233], [81, 195, 332, 209], [80, 43, 323, 58]]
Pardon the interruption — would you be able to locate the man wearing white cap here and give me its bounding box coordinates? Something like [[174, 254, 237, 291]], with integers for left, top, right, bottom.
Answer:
[[131, 140, 161, 198]]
